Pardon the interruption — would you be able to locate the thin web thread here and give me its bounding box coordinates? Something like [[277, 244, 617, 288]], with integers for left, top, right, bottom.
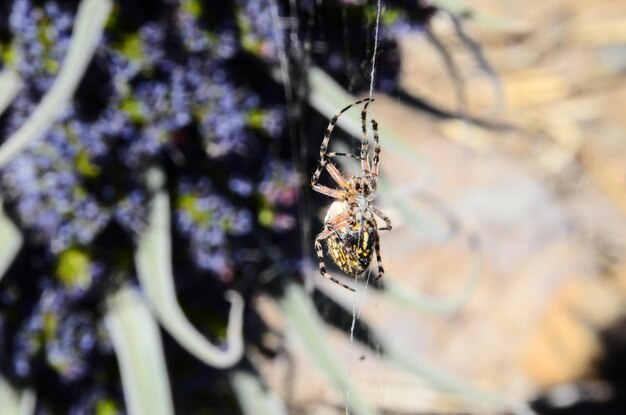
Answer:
[[347, 1, 382, 413], [368, 0, 382, 100]]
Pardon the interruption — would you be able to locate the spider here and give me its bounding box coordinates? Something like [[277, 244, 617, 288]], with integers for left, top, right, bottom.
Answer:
[[311, 98, 392, 292]]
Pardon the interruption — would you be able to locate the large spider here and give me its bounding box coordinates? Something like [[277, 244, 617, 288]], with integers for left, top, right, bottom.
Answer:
[[311, 98, 392, 292]]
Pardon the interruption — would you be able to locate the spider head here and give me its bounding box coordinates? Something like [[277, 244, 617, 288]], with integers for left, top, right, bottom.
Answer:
[[350, 176, 377, 204]]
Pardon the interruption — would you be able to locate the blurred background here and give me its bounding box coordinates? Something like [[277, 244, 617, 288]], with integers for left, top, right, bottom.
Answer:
[[1, 0, 625, 414]]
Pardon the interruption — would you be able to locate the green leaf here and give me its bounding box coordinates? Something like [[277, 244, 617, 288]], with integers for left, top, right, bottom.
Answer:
[[181, 0, 203, 18], [55, 247, 92, 292], [117, 33, 143, 62], [105, 286, 174, 415], [135, 169, 244, 369], [278, 284, 379, 415], [0, 0, 113, 167], [75, 150, 101, 178]]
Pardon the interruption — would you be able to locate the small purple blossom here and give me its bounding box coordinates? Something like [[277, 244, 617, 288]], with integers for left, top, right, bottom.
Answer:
[[175, 178, 253, 280]]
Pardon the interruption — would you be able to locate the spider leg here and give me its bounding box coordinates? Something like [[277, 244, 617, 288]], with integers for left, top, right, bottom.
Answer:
[[312, 98, 374, 190], [311, 162, 348, 198], [371, 118, 381, 178], [371, 205, 392, 231], [360, 100, 373, 174], [321, 98, 374, 163], [312, 184, 344, 199], [325, 162, 350, 188], [325, 152, 363, 161], [311, 156, 357, 198], [324, 210, 355, 234], [373, 234, 385, 282], [315, 228, 356, 292]]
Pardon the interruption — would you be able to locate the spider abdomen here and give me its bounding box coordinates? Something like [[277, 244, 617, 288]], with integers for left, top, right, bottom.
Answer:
[[326, 220, 376, 277]]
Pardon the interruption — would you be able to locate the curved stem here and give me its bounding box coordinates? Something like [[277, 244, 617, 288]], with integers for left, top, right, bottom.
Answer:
[[278, 284, 379, 415], [135, 177, 244, 369], [105, 286, 175, 415], [381, 233, 481, 315], [0, 202, 23, 281], [0, 0, 112, 167], [424, 25, 467, 119], [0, 69, 23, 117], [230, 370, 288, 415], [0, 377, 36, 415]]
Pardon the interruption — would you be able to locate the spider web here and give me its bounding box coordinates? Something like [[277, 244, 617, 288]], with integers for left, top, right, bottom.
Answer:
[[346, 1, 383, 413], [274, 0, 513, 414], [274, 0, 389, 411]]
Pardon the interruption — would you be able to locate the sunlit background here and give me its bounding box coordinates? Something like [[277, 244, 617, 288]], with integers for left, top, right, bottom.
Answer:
[[0, 0, 625, 414]]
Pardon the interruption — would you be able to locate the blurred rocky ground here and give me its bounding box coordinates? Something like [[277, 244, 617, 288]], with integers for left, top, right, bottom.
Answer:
[[257, 0, 626, 413]]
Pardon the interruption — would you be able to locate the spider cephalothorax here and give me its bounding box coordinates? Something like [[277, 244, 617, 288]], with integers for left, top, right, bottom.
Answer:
[[346, 176, 376, 201], [311, 98, 392, 292]]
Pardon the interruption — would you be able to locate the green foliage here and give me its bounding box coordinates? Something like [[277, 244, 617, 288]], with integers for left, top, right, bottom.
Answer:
[[55, 247, 92, 292]]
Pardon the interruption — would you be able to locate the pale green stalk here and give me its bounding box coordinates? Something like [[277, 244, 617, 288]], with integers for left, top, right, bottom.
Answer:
[[279, 284, 379, 415], [230, 370, 288, 415], [0, 203, 22, 281], [105, 286, 174, 415], [0, 377, 35, 415], [0, 0, 113, 167], [135, 169, 244, 369], [0, 70, 23, 117]]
